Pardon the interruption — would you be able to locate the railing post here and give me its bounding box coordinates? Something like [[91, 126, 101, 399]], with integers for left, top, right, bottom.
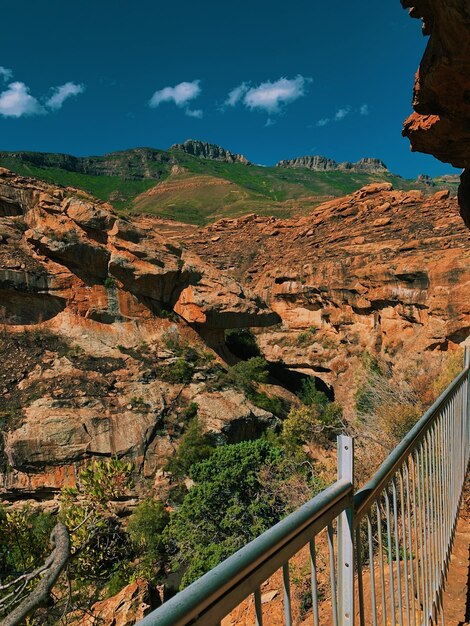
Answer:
[[337, 435, 354, 626]]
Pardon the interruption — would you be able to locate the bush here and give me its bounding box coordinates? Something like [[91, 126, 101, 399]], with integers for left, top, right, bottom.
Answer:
[[250, 391, 283, 415], [79, 456, 133, 503], [103, 276, 116, 288], [167, 439, 285, 587], [0, 505, 55, 584], [297, 378, 328, 408], [282, 406, 321, 451], [161, 358, 194, 384], [225, 356, 269, 394], [165, 418, 214, 477], [127, 498, 170, 581]]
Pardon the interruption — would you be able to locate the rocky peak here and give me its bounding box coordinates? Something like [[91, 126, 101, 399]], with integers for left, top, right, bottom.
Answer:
[[276, 155, 388, 174], [417, 173, 435, 187], [170, 139, 251, 165]]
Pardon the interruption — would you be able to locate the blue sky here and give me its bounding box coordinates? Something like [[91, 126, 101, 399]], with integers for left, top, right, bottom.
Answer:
[[0, 0, 459, 178]]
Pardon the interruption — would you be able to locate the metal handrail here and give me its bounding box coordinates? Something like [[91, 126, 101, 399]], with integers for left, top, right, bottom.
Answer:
[[354, 364, 470, 522], [138, 479, 352, 626], [138, 349, 470, 626]]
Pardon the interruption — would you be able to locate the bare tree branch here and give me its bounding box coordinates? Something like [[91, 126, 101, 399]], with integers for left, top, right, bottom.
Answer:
[[1, 522, 70, 626]]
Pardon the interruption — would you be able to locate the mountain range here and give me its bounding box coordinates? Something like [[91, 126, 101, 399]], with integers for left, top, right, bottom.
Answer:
[[0, 139, 459, 225]]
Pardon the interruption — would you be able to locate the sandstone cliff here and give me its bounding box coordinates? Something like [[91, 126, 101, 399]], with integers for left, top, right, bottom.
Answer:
[[401, 0, 470, 226], [276, 156, 388, 174], [180, 182, 470, 414], [0, 168, 279, 498]]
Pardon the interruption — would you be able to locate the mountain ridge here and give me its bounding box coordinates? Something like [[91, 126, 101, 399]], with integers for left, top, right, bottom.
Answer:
[[0, 141, 460, 225]]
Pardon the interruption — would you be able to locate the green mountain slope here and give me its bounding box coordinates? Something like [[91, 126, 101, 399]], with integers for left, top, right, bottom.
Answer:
[[0, 146, 459, 225]]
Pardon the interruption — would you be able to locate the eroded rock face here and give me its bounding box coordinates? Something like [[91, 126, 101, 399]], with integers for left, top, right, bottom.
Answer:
[[0, 169, 280, 497], [170, 139, 251, 165], [180, 183, 470, 415], [276, 156, 388, 174], [0, 169, 277, 330], [401, 1, 470, 225]]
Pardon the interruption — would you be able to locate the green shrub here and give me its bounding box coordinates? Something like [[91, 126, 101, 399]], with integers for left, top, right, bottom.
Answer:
[[296, 326, 318, 346], [181, 402, 198, 420], [165, 418, 214, 477], [0, 505, 55, 583], [103, 276, 117, 288], [161, 358, 194, 384], [167, 439, 285, 587], [79, 456, 133, 503], [226, 356, 269, 394], [127, 499, 169, 567], [297, 378, 328, 408], [250, 391, 282, 415]]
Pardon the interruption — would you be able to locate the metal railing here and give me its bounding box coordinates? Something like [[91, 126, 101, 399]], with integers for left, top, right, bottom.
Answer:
[[139, 349, 470, 626]]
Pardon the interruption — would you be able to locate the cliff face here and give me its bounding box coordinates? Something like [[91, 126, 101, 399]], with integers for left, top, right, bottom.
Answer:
[[170, 139, 251, 165], [276, 156, 388, 174], [0, 148, 171, 180], [181, 182, 470, 413], [401, 0, 470, 226], [0, 168, 279, 498]]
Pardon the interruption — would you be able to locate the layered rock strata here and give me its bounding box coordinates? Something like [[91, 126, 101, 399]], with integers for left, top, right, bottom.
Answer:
[[170, 139, 251, 165], [0, 169, 279, 497], [180, 182, 470, 413], [276, 156, 388, 174]]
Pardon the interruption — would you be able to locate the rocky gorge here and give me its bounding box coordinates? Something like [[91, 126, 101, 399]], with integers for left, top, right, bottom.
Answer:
[[1, 168, 469, 502]]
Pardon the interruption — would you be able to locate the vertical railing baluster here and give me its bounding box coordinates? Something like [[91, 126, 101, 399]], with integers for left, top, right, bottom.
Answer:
[[376, 501, 387, 626], [254, 587, 263, 626], [328, 523, 339, 626], [384, 490, 396, 626], [392, 479, 404, 626], [337, 435, 354, 626], [367, 513, 378, 626], [404, 462, 417, 626], [310, 539, 320, 626], [416, 446, 428, 621], [398, 470, 411, 626], [283, 562, 292, 626]]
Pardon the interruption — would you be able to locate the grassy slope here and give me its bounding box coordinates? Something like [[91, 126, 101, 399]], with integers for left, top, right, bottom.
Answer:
[[0, 158, 158, 210], [0, 150, 458, 225]]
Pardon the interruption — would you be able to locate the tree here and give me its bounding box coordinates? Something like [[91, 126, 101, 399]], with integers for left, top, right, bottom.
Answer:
[[167, 439, 285, 587]]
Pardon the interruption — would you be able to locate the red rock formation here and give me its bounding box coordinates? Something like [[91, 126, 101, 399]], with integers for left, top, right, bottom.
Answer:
[[0, 169, 279, 497], [179, 183, 470, 415], [401, 1, 470, 226]]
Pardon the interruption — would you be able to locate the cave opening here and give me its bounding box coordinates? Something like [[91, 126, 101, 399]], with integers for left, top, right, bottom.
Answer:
[[224, 328, 335, 402]]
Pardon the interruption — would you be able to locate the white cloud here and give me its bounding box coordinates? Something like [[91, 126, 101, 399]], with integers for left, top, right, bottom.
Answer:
[[149, 80, 201, 109], [0, 66, 13, 82], [315, 105, 355, 127], [224, 82, 249, 107], [0, 82, 44, 118], [185, 108, 203, 119], [360, 103, 369, 115], [46, 82, 85, 110], [334, 106, 351, 121], [243, 75, 311, 114], [0, 73, 85, 118]]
